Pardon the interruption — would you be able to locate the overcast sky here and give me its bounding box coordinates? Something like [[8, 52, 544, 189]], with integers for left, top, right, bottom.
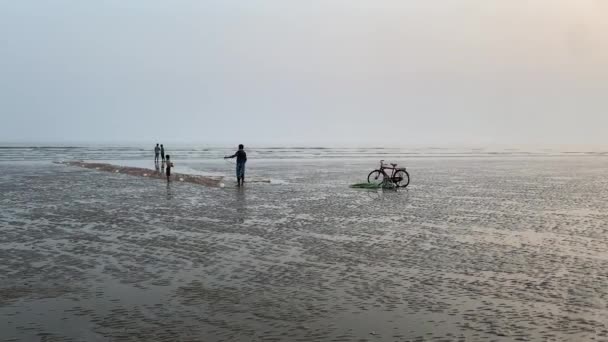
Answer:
[[1, 0, 606, 145]]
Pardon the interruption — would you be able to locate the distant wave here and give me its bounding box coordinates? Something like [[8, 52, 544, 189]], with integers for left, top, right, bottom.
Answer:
[[262, 147, 331, 150], [0, 146, 82, 149], [1, 145, 606, 162]]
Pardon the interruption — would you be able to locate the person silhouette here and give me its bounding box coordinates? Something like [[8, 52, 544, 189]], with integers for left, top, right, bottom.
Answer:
[[154, 143, 160, 163], [224, 144, 247, 186]]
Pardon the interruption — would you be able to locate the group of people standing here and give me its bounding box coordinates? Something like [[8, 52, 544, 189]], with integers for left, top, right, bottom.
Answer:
[[154, 143, 173, 181], [153, 143, 247, 186], [154, 144, 165, 164]]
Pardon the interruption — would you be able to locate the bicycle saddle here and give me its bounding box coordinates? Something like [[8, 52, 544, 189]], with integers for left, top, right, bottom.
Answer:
[[391, 163, 398, 167]]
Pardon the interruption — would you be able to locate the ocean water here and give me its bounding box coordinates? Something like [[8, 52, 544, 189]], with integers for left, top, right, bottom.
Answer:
[[1, 145, 607, 341], [1, 143, 607, 162]]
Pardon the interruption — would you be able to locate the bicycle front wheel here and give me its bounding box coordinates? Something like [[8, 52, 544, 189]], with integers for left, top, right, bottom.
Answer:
[[367, 170, 385, 186], [393, 170, 410, 188]]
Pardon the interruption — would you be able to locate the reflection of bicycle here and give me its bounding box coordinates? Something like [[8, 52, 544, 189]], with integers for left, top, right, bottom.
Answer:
[[365, 186, 410, 201], [367, 160, 410, 188]]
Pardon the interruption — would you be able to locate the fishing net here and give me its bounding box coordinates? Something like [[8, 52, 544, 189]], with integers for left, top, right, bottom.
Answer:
[[60, 161, 222, 187], [350, 180, 396, 189]]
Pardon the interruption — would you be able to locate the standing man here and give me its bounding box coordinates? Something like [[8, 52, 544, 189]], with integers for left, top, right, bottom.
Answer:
[[224, 144, 247, 186], [160, 144, 165, 163], [154, 143, 160, 163]]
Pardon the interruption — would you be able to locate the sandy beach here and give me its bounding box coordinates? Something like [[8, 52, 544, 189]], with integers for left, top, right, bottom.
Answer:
[[1, 147, 607, 341]]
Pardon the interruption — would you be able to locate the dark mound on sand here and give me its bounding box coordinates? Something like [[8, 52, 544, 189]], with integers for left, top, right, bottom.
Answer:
[[58, 161, 222, 187]]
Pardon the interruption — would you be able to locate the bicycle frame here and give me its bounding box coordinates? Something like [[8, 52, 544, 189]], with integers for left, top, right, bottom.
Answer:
[[379, 167, 399, 180], [378, 160, 406, 179]]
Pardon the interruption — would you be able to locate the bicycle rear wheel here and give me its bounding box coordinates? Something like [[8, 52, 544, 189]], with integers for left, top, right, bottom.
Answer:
[[367, 170, 385, 186], [393, 170, 410, 188]]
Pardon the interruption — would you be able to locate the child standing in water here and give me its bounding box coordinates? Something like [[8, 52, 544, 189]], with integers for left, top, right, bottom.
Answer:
[[224, 144, 247, 186], [165, 155, 174, 182]]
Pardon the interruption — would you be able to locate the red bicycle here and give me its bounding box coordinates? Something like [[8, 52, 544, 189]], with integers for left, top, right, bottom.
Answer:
[[367, 160, 410, 188]]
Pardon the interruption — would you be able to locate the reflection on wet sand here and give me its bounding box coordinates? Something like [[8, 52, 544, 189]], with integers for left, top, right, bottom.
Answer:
[[362, 187, 409, 201], [235, 187, 247, 223], [166, 182, 174, 200]]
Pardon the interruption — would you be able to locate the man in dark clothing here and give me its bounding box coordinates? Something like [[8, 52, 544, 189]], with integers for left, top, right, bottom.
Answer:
[[224, 144, 247, 186], [154, 144, 160, 163], [160, 144, 166, 163]]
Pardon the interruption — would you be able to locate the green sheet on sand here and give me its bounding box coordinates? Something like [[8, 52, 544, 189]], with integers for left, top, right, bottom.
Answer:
[[350, 182, 396, 189]]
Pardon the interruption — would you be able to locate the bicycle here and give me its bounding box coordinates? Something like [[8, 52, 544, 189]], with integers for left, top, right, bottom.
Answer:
[[367, 160, 410, 188]]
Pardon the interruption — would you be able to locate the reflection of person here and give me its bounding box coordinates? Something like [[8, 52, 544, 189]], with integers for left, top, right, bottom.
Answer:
[[235, 186, 247, 223], [154, 144, 160, 163], [165, 155, 174, 182], [224, 144, 247, 186], [161, 144, 166, 163], [166, 181, 174, 200]]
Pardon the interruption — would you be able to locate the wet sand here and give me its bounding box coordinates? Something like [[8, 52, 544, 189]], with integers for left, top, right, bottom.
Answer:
[[1, 157, 607, 341]]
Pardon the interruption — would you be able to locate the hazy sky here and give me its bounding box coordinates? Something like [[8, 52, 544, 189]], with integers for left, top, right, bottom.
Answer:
[[1, 0, 606, 144]]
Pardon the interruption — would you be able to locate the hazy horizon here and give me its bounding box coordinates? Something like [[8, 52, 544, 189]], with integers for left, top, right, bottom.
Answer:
[[1, 0, 606, 145], [1, 140, 607, 152]]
